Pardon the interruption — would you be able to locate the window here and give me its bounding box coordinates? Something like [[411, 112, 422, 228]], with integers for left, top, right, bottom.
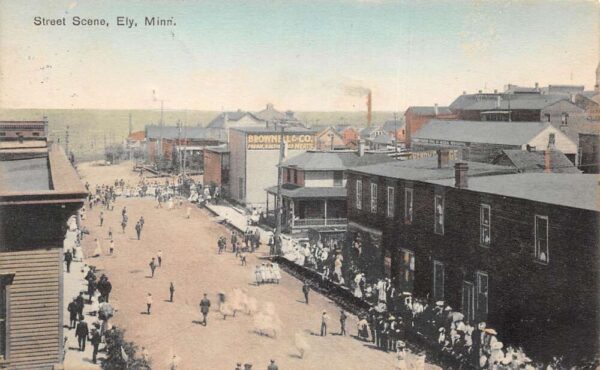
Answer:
[[386, 186, 394, 218], [355, 179, 362, 210], [535, 215, 549, 263], [32, 132, 40, 136], [434, 194, 444, 235], [462, 281, 475, 322], [238, 177, 244, 200], [480, 204, 491, 246], [433, 260, 444, 302], [476, 271, 489, 321], [293, 169, 298, 184], [286, 168, 292, 183], [0, 283, 6, 359], [404, 188, 413, 224], [399, 249, 415, 292], [370, 182, 378, 213], [333, 171, 343, 187]]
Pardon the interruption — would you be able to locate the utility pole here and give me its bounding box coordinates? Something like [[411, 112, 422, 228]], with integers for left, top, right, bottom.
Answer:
[[393, 112, 398, 153], [177, 120, 183, 175], [274, 122, 286, 256], [65, 125, 70, 154]]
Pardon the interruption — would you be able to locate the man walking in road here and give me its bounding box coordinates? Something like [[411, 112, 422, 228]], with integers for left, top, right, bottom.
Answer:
[[99, 211, 104, 226], [149, 258, 157, 278], [321, 311, 329, 336], [90, 327, 102, 364], [339, 310, 347, 336], [64, 249, 73, 273], [267, 360, 279, 370], [157, 250, 163, 267], [75, 318, 89, 351], [169, 282, 175, 302], [135, 221, 142, 240], [146, 293, 153, 315], [199, 293, 211, 326], [302, 281, 310, 304]]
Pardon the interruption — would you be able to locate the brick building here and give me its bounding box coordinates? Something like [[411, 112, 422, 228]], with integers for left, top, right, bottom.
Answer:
[[345, 157, 599, 363], [404, 105, 455, 149], [203, 145, 230, 195]]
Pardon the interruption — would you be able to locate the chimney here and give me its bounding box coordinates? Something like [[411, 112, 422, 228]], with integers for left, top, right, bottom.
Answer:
[[478, 90, 483, 94], [570, 94, 576, 104], [434, 103, 439, 116], [462, 91, 467, 95], [267, 103, 274, 110], [535, 82, 539, 89], [358, 140, 365, 157], [544, 150, 551, 173], [437, 149, 449, 168], [223, 112, 228, 127], [493, 89, 498, 94], [454, 162, 468, 189], [366, 91, 372, 127]]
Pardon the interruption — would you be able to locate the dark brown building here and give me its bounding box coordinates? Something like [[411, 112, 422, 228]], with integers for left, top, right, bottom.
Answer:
[[203, 145, 230, 195], [346, 157, 599, 364]]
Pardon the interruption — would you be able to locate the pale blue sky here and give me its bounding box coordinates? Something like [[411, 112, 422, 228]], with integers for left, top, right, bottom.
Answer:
[[0, 0, 598, 111]]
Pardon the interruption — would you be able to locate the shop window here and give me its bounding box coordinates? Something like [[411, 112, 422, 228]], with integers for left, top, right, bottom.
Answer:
[[370, 182, 377, 213], [434, 194, 444, 235], [404, 188, 413, 224], [433, 260, 444, 302], [333, 171, 343, 187], [476, 271, 489, 322], [480, 204, 491, 247], [355, 179, 362, 210], [386, 186, 394, 218], [535, 215, 549, 263]]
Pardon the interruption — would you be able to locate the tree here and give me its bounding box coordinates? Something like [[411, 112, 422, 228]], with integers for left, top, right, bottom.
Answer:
[[102, 326, 151, 370]]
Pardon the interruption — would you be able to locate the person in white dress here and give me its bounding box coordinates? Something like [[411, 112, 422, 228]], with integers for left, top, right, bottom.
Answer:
[[272, 263, 281, 284], [93, 238, 102, 257], [353, 273, 363, 298]]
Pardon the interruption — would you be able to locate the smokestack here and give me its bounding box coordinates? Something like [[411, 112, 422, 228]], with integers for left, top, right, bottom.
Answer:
[[434, 103, 439, 116], [358, 140, 365, 157], [367, 91, 372, 127], [437, 149, 449, 168], [454, 162, 468, 189]]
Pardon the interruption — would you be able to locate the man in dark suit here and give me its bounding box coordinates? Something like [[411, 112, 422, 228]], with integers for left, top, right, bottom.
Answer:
[[90, 328, 102, 363], [75, 319, 89, 351], [302, 281, 310, 304], [75, 293, 85, 319], [64, 250, 73, 273], [199, 294, 211, 326], [67, 299, 78, 329]]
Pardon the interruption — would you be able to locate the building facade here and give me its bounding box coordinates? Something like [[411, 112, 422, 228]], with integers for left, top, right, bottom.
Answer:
[[228, 127, 316, 208], [345, 161, 598, 363], [0, 133, 86, 368]]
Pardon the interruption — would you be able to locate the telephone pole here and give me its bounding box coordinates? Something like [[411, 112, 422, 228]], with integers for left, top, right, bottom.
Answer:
[[274, 121, 286, 255], [65, 125, 70, 154]]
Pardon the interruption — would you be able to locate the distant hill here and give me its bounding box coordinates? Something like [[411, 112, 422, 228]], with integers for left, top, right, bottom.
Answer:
[[0, 108, 403, 160]]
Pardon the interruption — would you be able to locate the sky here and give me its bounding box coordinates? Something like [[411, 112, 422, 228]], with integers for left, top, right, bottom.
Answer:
[[0, 0, 598, 111]]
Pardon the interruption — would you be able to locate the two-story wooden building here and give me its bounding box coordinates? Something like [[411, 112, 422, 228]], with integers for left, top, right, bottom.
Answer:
[[0, 126, 86, 368], [346, 155, 599, 364]]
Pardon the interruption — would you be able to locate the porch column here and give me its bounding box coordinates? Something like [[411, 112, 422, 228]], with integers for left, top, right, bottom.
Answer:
[[266, 193, 270, 213], [291, 200, 295, 227], [324, 199, 328, 226]]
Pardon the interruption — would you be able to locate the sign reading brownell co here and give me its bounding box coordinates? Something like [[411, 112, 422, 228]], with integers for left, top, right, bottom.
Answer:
[[247, 133, 315, 150]]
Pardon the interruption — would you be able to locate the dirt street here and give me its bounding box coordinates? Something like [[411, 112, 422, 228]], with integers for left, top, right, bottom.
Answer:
[[75, 161, 437, 370]]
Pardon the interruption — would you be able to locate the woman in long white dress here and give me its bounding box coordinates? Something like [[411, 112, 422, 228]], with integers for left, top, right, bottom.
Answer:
[[93, 238, 102, 257], [353, 273, 363, 298], [272, 263, 281, 284]]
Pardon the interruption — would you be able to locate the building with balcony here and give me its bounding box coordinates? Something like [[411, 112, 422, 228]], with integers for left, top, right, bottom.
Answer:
[[265, 149, 395, 234]]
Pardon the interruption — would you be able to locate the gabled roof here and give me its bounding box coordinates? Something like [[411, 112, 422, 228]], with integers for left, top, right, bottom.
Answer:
[[349, 156, 516, 181], [405, 106, 452, 116], [316, 126, 344, 138], [413, 120, 560, 146], [281, 150, 395, 171], [206, 111, 260, 128], [494, 149, 581, 174], [145, 125, 225, 141], [430, 173, 599, 212]]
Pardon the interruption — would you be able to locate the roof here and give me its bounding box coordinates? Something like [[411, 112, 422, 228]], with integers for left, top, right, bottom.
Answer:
[[349, 156, 516, 181], [282, 150, 395, 171], [382, 120, 406, 132], [449, 93, 575, 111], [495, 149, 580, 174], [405, 106, 453, 116], [253, 104, 301, 124], [206, 111, 259, 129], [127, 131, 145, 141], [230, 126, 315, 134], [0, 157, 51, 191], [430, 173, 599, 212], [371, 135, 394, 145], [266, 184, 347, 199], [413, 120, 557, 146], [146, 125, 225, 141]]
